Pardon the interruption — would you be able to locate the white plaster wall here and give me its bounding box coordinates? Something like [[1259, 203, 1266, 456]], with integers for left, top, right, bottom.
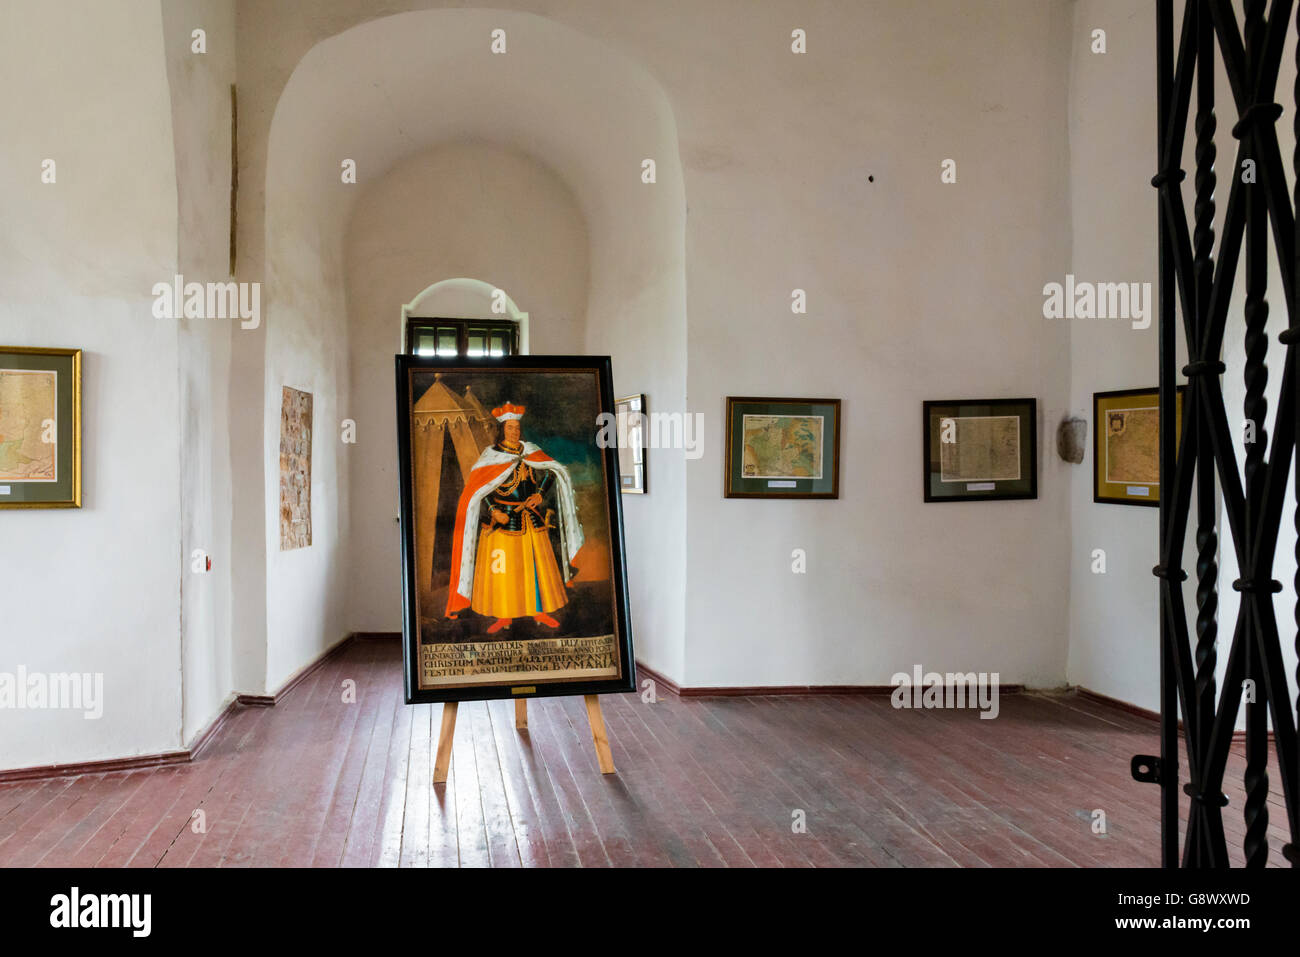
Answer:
[[0, 0, 183, 767], [16, 0, 1286, 778], [675, 1, 1075, 686], [1066, 0, 1163, 708], [262, 186, 352, 693], [1067, 0, 1300, 719], [161, 0, 238, 744], [246, 7, 689, 684], [239, 0, 1075, 691], [343, 143, 590, 632]]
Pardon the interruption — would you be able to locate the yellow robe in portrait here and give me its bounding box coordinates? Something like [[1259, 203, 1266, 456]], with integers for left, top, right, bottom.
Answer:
[[468, 467, 569, 619]]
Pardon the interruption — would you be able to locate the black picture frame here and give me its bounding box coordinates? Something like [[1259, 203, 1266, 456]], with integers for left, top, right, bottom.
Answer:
[[922, 398, 1037, 502], [394, 354, 636, 705], [1092, 386, 1185, 507], [723, 396, 841, 499]]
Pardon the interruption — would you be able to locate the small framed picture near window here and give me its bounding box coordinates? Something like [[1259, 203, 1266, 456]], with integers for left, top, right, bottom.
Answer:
[[1093, 386, 1184, 506], [724, 397, 841, 499], [923, 397, 1036, 502], [615, 394, 647, 494], [0, 346, 81, 509]]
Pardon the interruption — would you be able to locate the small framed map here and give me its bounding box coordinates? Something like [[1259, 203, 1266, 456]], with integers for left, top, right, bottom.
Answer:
[[1093, 386, 1184, 506], [923, 398, 1036, 502], [0, 346, 81, 509], [724, 397, 841, 499]]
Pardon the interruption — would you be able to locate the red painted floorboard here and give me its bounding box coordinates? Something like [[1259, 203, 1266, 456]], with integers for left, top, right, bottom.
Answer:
[[0, 640, 1290, 867]]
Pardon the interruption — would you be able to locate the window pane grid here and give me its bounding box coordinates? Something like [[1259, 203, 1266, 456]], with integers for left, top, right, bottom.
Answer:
[[406, 319, 516, 358]]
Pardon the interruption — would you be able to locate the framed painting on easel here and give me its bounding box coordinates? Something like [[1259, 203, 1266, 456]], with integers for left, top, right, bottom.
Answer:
[[394, 354, 637, 708]]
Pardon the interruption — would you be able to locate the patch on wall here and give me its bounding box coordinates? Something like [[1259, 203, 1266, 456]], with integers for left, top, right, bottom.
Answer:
[[279, 386, 313, 550], [1057, 415, 1087, 465]]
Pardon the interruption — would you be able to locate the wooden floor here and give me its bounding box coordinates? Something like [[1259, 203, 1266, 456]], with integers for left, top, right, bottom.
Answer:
[[0, 638, 1291, 867]]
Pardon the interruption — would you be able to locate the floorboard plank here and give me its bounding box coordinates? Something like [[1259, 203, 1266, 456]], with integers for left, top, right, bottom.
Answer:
[[4, 641, 1282, 867]]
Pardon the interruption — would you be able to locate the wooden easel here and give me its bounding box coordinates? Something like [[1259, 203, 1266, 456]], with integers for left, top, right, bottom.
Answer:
[[433, 694, 615, 784]]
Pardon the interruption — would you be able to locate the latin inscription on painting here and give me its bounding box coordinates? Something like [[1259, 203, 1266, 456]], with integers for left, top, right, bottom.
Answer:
[[279, 386, 312, 550]]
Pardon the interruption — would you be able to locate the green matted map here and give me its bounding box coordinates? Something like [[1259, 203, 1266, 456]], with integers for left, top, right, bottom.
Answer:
[[741, 414, 824, 479]]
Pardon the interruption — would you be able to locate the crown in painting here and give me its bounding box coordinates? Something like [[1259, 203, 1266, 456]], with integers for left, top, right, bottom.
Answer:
[[492, 402, 525, 422]]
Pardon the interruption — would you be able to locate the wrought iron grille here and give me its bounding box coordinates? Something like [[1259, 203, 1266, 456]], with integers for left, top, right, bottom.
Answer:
[[1144, 0, 1300, 867]]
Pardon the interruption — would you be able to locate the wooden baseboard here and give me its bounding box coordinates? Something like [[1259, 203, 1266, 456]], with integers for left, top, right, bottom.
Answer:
[[235, 633, 357, 707], [0, 692, 247, 785], [0, 749, 192, 785], [1074, 686, 1269, 744], [677, 682, 1024, 698], [635, 660, 1023, 698], [186, 694, 238, 759], [0, 633, 362, 784], [1074, 686, 1161, 723], [634, 660, 681, 697]]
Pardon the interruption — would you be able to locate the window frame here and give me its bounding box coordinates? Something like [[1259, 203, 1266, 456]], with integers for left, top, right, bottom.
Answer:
[[404, 317, 519, 358]]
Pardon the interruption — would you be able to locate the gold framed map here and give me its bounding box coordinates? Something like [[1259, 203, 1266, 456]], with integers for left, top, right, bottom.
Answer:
[[1093, 386, 1184, 506], [724, 397, 840, 499], [923, 398, 1036, 502], [0, 346, 81, 509]]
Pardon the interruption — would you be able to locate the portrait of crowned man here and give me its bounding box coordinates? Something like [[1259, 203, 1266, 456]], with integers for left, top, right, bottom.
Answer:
[[444, 402, 587, 634]]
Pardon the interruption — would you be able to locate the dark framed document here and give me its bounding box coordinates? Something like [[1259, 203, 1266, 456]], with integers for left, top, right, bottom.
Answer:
[[724, 396, 841, 499], [923, 397, 1037, 502]]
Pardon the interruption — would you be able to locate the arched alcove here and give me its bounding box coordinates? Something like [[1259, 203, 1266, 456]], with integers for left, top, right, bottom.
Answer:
[[237, 8, 690, 693], [401, 279, 531, 355]]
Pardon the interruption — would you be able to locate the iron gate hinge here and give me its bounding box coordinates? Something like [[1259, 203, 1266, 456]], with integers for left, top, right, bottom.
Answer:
[[1131, 754, 1162, 784]]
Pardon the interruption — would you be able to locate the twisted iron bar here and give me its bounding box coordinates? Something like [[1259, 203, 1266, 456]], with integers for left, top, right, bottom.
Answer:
[[1151, 0, 1300, 868], [1240, 0, 1271, 871], [1190, 0, 1223, 868], [1290, 0, 1300, 868]]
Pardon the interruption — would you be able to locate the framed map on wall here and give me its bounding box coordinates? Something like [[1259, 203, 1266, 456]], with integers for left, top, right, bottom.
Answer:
[[394, 354, 636, 704], [1093, 386, 1184, 506], [723, 397, 841, 499], [0, 346, 81, 509], [923, 397, 1037, 502]]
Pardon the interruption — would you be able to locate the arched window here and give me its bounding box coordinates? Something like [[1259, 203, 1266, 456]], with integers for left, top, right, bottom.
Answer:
[[400, 278, 530, 357]]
